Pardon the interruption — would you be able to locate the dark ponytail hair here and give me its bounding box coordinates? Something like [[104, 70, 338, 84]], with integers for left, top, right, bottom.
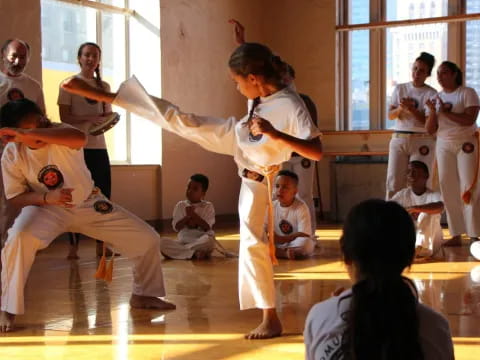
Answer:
[[415, 52, 435, 76], [340, 199, 423, 360], [77, 42, 104, 91], [440, 61, 463, 86], [228, 42, 288, 89]]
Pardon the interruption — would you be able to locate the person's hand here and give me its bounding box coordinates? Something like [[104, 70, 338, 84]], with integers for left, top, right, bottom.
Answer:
[[91, 115, 109, 126], [425, 98, 437, 113], [0, 128, 44, 147], [407, 207, 420, 220], [250, 117, 279, 138], [228, 19, 245, 45], [45, 188, 75, 208], [400, 97, 417, 113], [437, 96, 452, 113]]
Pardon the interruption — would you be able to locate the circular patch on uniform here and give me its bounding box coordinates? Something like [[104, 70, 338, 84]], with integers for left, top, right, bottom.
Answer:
[[94, 200, 113, 214], [279, 219, 293, 235], [37, 165, 64, 190], [301, 158, 311, 168], [7, 88, 25, 101], [443, 102, 453, 112], [419, 145, 430, 156], [248, 131, 263, 142], [84, 97, 99, 105], [462, 142, 475, 154]]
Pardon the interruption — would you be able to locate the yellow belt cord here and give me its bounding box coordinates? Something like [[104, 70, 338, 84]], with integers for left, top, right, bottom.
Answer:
[[262, 165, 280, 266]]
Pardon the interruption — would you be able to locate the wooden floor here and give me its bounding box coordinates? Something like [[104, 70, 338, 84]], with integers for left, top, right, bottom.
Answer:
[[1, 225, 480, 359]]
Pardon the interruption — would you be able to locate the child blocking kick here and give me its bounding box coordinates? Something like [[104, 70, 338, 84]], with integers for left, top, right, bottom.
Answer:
[[0, 99, 175, 333], [61, 42, 323, 339]]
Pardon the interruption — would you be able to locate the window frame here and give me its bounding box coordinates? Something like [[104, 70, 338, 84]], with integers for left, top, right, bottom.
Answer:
[[337, 0, 480, 130]]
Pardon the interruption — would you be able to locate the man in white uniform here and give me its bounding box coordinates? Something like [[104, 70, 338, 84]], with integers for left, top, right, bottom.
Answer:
[[272, 170, 315, 259], [0, 99, 175, 333], [391, 161, 444, 259], [161, 174, 216, 260], [0, 39, 46, 248]]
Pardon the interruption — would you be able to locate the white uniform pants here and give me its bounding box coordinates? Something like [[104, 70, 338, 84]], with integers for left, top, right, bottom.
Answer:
[[161, 230, 215, 259], [238, 178, 275, 310], [1, 193, 165, 315], [386, 135, 436, 199], [276, 236, 316, 257], [282, 156, 316, 233], [415, 212, 443, 257], [436, 136, 480, 237]]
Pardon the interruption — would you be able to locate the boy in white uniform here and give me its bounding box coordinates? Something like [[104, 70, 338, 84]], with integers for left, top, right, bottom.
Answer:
[[273, 170, 315, 259], [0, 99, 175, 333], [161, 174, 216, 260], [391, 161, 444, 260], [386, 52, 437, 200], [61, 42, 323, 339]]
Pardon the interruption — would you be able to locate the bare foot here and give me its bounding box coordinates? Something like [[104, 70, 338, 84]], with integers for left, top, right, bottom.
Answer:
[[443, 235, 462, 247], [0, 311, 15, 333], [129, 294, 176, 310], [245, 310, 282, 340]]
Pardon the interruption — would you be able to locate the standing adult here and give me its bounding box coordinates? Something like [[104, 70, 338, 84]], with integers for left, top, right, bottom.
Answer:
[[386, 52, 437, 200], [425, 61, 480, 246], [58, 42, 113, 258]]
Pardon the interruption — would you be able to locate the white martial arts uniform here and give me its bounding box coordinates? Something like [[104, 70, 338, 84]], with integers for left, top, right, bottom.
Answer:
[[273, 198, 315, 257], [434, 86, 480, 238], [1, 124, 166, 315], [0, 72, 47, 247], [113, 76, 320, 310], [386, 82, 437, 199], [160, 199, 216, 259], [304, 289, 454, 360], [0, 72, 46, 113], [392, 187, 443, 257]]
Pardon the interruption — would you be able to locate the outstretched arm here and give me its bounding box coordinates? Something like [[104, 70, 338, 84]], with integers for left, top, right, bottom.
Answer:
[[0, 126, 86, 149], [62, 77, 116, 104], [228, 19, 246, 45]]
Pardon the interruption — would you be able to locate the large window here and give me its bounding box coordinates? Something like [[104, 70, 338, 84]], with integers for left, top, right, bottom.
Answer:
[[339, 0, 480, 129], [41, 0, 161, 164]]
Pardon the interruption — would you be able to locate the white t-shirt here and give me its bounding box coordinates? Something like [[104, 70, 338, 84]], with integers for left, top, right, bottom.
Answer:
[[57, 75, 111, 149], [390, 82, 437, 133], [304, 289, 454, 360], [391, 187, 442, 208], [234, 87, 321, 173], [172, 199, 215, 233], [0, 72, 46, 112], [1, 123, 94, 205], [273, 197, 312, 236], [434, 86, 480, 140]]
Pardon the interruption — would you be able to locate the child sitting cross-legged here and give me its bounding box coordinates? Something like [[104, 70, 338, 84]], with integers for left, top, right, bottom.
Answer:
[[272, 170, 316, 260], [161, 174, 216, 260]]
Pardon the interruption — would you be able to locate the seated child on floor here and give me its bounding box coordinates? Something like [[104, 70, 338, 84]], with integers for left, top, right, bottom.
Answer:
[[273, 170, 315, 259], [391, 160, 444, 260], [161, 174, 216, 260]]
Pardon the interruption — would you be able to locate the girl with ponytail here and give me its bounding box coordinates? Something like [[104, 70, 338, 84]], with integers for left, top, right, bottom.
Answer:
[[61, 41, 323, 339], [304, 199, 454, 360], [57, 42, 114, 259]]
